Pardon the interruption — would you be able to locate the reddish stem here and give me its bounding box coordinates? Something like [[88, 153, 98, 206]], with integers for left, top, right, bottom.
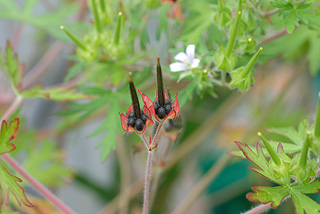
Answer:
[[261, 29, 288, 44], [2, 153, 76, 214], [0, 97, 22, 122], [150, 123, 163, 148], [143, 151, 153, 214], [243, 202, 272, 214]]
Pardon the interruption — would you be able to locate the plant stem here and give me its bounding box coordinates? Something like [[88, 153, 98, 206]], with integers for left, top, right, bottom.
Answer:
[[143, 151, 153, 214], [141, 134, 150, 149], [243, 202, 272, 214], [261, 29, 288, 44], [2, 153, 76, 214], [150, 123, 163, 148], [0, 97, 22, 122]]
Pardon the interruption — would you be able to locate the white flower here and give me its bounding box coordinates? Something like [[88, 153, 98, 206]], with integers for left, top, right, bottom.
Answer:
[[169, 44, 200, 72]]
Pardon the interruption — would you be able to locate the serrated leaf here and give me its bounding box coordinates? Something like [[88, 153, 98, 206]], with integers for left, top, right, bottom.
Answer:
[[247, 185, 290, 208], [21, 86, 90, 101], [0, 162, 32, 207], [0, 119, 19, 155], [0, 42, 23, 91]]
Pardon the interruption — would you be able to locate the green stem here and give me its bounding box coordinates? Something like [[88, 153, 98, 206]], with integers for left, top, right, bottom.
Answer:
[[91, 0, 102, 33], [300, 132, 311, 167], [218, 0, 224, 10], [60, 26, 87, 50], [257, 132, 281, 166]]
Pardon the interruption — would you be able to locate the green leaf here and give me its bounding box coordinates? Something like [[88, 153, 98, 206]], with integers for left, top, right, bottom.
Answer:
[[96, 101, 121, 161], [21, 86, 90, 101], [0, 119, 20, 155], [178, 81, 197, 108], [0, 162, 32, 207], [20, 140, 72, 186], [0, 42, 22, 93], [247, 185, 290, 208]]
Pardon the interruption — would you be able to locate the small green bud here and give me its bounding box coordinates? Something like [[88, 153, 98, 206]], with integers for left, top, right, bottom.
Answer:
[[60, 26, 87, 50], [213, 47, 237, 72], [114, 12, 123, 45], [258, 132, 281, 166], [213, 0, 231, 27], [230, 47, 263, 91]]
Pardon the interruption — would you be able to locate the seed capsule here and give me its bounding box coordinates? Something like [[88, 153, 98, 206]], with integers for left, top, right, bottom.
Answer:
[[141, 114, 147, 123], [128, 118, 135, 128], [165, 104, 172, 114], [154, 100, 160, 111], [128, 112, 134, 119], [157, 107, 166, 119], [135, 119, 144, 131], [165, 99, 171, 105]]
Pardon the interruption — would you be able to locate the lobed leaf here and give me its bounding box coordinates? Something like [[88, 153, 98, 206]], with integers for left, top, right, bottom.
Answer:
[[247, 185, 290, 209], [0, 119, 20, 155], [0, 162, 32, 207]]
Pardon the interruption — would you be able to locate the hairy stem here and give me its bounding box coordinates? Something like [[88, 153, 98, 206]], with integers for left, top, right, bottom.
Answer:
[[0, 97, 22, 122], [2, 153, 76, 214], [143, 151, 153, 214], [141, 135, 150, 149], [150, 123, 163, 148], [243, 202, 272, 214]]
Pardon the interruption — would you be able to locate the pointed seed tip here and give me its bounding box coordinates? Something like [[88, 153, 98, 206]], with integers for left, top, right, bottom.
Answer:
[[238, 11, 241, 15], [118, 12, 122, 16], [129, 72, 133, 81], [259, 47, 263, 51], [257, 132, 262, 136], [60, 26, 64, 30]]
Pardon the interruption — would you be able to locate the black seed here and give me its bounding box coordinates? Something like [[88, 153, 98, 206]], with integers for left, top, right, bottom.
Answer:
[[135, 119, 144, 131], [128, 118, 135, 128], [128, 112, 134, 119], [141, 114, 147, 123], [154, 100, 160, 111], [157, 107, 166, 119], [165, 99, 171, 105], [165, 104, 172, 114]]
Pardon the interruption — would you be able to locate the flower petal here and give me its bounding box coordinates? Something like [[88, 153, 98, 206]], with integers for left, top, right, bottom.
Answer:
[[139, 90, 153, 109], [119, 113, 129, 132], [170, 62, 189, 72], [174, 52, 188, 62], [191, 58, 200, 69], [186, 44, 195, 61]]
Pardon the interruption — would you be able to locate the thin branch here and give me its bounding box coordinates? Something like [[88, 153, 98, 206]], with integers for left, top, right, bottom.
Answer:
[[141, 134, 150, 149], [12, 23, 25, 50], [264, 9, 280, 17], [2, 153, 76, 214], [150, 123, 163, 148], [143, 151, 154, 214], [0, 97, 22, 122], [261, 29, 288, 44], [243, 202, 272, 214]]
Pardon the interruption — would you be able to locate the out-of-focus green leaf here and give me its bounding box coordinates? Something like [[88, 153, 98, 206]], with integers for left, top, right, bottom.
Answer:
[[0, 162, 32, 207], [0, 42, 23, 92], [21, 86, 90, 101]]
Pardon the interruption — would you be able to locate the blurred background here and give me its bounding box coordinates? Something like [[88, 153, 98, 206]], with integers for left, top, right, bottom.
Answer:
[[1, 0, 320, 213]]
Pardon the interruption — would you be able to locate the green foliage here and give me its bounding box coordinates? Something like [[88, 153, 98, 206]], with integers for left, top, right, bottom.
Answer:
[[0, 42, 22, 94], [21, 86, 90, 101], [0, 119, 20, 155], [0, 0, 81, 40], [0, 162, 32, 207], [0, 119, 32, 207]]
